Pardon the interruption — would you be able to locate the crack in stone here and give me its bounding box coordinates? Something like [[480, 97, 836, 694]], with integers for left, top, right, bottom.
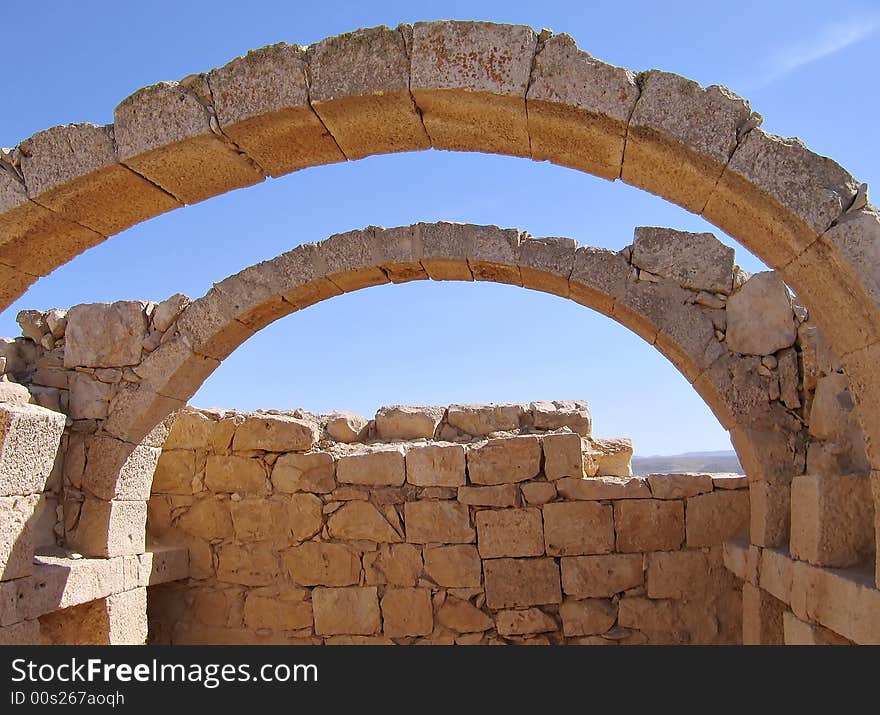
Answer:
[[618, 70, 646, 182], [397, 25, 435, 149], [29, 196, 105, 240], [699, 110, 764, 217], [201, 73, 269, 177], [524, 28, 552, 160], [302, 49, 351, 162], [119, 159, 186, 205]]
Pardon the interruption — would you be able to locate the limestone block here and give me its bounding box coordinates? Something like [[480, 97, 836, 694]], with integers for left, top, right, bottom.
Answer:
[[686, 490, 750, 547], [423, 544, 481, 587], [749, 480, 791, 549], [106, 588, 148, 644], [457, 484, 519, 506], [163, 407, 216, 449], [526, 33, 638, 179], [631, 227, 734, 293], [68, 373, 112, 420], [411, 21, 537, 155], [313, 586, 380, 636], [725, 271, 795, 355], [114, 80, 265, 204], [232, 413, 317, 452], [646, 550, 709, 599], [542, 432, 584, 480], [711, 474, 748, 490], [285, 493, 324, 542], [704, 128, 858, 270], [363, 544, 423, 586], [808, 373, 855, 441], [209, 42, 344, 176], [614, 500, 684, 552], [438, 597, 493, 633], [521, 481, 557, 505], [0, 495, 39, 581], [0, 402, 64, 497], [556, 476, 650, 500], [589, 438, 633, 477], [742, 582, 784, 645], [561, 554, 643, 598], [244, 588, 312, 631], [272, 451, 335, 493], [483, 557, 562, 609], [178, 498, 233, 540], [495, 607, 556, 636], [216, 544, 278, 586], [0, 619, 39, 645], [406, 443, 466, 487], [518, 236, 577, 297], [19, 123, 179, 235], [404, 501, 474, 543], [559, 598, 616, 636], [758, 547, 793, 604], [529, 399, 592, 436], [445, 402, 525, 436], [309, 26, 429, 159], [467, 435, 541, 485], [67, 498, 146, 558], [381, 587, 433, 637], [151, 449, 199, 495], [476, 507, 544, 558], [0, 381, 31, 405], [284, 542, 360, 586], [647, 473, 714, 499], [623, 71, 752, 213], [790, 473, 873, 568], [543, 501, 614, 556], [325, 412, 368, 443], [64, 301, 148, 368], [205, 455, 267, 493], [783, 611, 851, 645], [327, 501, 401, 543], [375, 405, 443, 440], [228, 498, 279, 542], [314, 228, 389, 292], [336, 446, 406, 486]]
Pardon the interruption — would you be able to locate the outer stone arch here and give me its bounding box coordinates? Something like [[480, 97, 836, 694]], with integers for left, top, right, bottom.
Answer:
[[65, 222, 809, 563]]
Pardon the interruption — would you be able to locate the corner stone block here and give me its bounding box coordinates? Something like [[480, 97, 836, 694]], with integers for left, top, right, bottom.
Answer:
[[411, 21, 537, 156], [685, 490, 749, 548], [19, 123, 180, 235], [66, 498, 147, 558], [64, 301, 148, 368], [790, 473, 874, 568], [81, 435, 161, 501], [0, 402, 65, 497], [622, 71, 752, 213], [483, 557, 562, 609], [0, 495, 39, 581], [526, 32, 638, 179], [208, 42, 345, 176], [542, 432, 584, 480], [631, 226, 734, 294], [114, 80, 265, 204], [308, 26, 429, 159]]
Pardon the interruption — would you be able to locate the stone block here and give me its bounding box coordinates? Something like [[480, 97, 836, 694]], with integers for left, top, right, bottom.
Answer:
[[423, 545, 481, 587], [272, 451, 335, 493], [381, 587, 433, 637], [457, 484, 519, 506], [631, 226, 734, 293], [445, 402, 525, 436], [64, 301, 147, 368], [467, 435, 541, 485], [375, 405, 443, 440], [647, 473, 714, 499], [0, 495, 39, 581], [336, 446, 406, 486], [406, 443, 466, 487], [559, 598, 616, 636], [686, 490, 750, 547], [405, 501, 474, 544], [543, 501, 614, 556], [284, 542, 360, 587], [232, 414, 318, 452], [205, 455, 267, 493], [476, 507, 544, 558], [437, 597, 493, 633], [614, 500, 684, 552], [363, 544, 423, 586], [312, 586, 380, 636], [542, 432, 584, 480], [556, 476, 650, 500], [561, 553, 643, 598], [327, 501, 401, 543], [483, 557, 562, 609]]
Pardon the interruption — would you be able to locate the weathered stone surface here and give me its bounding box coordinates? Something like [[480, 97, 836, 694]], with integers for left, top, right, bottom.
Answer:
[[325, 412, 368, 443], [312, 586, 380, 636], [742, 582, 785, 645], [542, 432, 584, 480], [151, 449, 198, 495], [0, 495, 39, 581], [686, 490, 749, 547], [530, 399, 592, 436], [178, 498, 233, 540], [0, 402, 65, 497], [588, 438, 634, 477], [647, 473, 714, 499], [495, 607, 557, 636], [406, 443, 466, 487], [631, 227, 734, 294], [68, 373, 112, 420], [521, 481, 557, 505], [725, 272, 795, 355], [164, 407, 219, 450], [216, 544, 278, 586], [476, 508, 544, 558], [483, 557, 562, 609], [327, 501, 401, 543], [336, 446, 406, 486], [0, 381, 31, 405], [244, 588, 312, 630], [561, 554, 644, 598], [467, 435, 541, 485], [64, 302, 147, 368], [559, 598, 617, 636], [381, 587, 433, 637], [405, 501, 474, 544], [647, 550, 709, 599], [711, 473, 749, 490], [205, 455, 266, 493], [423, 545, 481, 587], [284, 542, 360, 586], [363, 544, 423, 586], [272, 451, 335, 493], [783, 611, 851, 645], [232, 414, 318, 452], [457, 484, 519, 506], [543, 501, 614, 556], [809, 373, 856, 441], [556, 476, 650, 500], [286, 493, 324, 542], [375, 405, 443, 440], [615, 500, 684, 552], [790, 473, 873, 568], [446, 403, 524, 436], [437, 597, 493, 633]]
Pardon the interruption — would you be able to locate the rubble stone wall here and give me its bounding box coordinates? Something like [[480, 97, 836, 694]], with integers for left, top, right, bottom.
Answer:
[[147, 405, 748, 645]]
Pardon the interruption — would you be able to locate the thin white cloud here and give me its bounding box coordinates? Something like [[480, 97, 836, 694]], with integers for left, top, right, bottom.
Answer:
[[749, 13, 880, 90]]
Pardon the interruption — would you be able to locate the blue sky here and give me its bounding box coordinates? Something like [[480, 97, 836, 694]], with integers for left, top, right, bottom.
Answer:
[[1, 1, 877, 455]]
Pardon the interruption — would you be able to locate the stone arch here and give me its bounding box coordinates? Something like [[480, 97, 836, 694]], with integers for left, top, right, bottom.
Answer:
[[1, 22, 877, 523], [56, 222, 818, 563]]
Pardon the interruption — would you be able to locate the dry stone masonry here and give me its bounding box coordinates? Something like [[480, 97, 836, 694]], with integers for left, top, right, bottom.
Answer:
[[0, 19, 877, 645]]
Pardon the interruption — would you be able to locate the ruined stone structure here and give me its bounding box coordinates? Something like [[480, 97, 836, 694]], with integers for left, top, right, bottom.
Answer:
[[0, 21, 877, 644]]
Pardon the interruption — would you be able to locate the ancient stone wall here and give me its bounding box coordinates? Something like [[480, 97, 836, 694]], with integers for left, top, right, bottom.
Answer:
[[146, 404, 747, 645]]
